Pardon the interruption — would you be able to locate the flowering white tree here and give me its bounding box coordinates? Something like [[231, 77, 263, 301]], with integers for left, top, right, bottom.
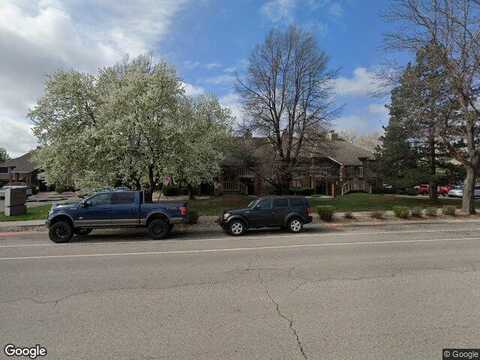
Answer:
[[30, 55, 232, 200], [172, 95, 232, 198]]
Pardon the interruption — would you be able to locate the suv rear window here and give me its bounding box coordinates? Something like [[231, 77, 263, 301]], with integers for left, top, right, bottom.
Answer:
[[273, 198, 289, 208], [111, 192, 136, 204], [289, 198, 305, 208]]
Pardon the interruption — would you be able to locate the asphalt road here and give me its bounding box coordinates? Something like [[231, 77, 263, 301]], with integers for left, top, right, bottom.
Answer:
[[1, 222, 480, 360]]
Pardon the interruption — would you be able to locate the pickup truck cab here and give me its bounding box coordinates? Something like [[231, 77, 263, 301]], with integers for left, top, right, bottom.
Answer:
[[218, 196, 313, 236], [47, 191, 188, 243]]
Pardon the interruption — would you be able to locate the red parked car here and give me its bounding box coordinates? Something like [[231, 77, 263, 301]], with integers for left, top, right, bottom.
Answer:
[[417, 184, 451, 196]]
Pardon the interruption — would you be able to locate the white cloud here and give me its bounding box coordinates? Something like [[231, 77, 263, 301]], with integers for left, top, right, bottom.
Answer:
[[183, 60, 201, 70], [368, 103, 388, 116], [334, 67, 384, 97], [0, 118, 37, 157], [0, 0, 190, 156], [182, 82, 205, 97], [220, 93, 244, 124], [260, 0, 296, 22], [205, 74, 236, 85], [334, 102, 389, 134], [205, 63, 222, 70], [329, 2, 343, 17], [261, 0, 344, 23]]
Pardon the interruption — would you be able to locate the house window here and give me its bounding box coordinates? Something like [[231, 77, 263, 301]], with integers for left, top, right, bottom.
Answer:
[[0, 167, 8, 173], [291, 179, 303, 188], [345, 166, 355, 178], [358, 166, 364, 178], [319, 167, 330, 177]]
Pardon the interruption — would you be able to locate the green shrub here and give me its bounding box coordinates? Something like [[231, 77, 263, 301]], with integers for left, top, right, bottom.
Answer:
[[187, 210, 199, 225], [393, 206, 410, 219], [344, 211, 355, 219], [411, 207, 423, 218], [442, 205, 456, 216], [425, 207, 438, 217], [370, 210, 385, 219], [316, 206, 335, 222]]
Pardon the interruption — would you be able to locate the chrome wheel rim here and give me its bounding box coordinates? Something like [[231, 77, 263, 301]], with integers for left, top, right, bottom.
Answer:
[[231, 222, 243, 235], [290, 219, 302, 232]]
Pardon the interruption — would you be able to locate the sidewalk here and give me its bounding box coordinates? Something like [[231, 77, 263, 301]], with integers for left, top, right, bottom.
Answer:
[[0, 220, 45, 232], [2, 212, 480, 233]]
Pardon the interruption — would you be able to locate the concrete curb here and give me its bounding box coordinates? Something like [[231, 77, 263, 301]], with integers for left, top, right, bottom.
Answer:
[[2, 213, 480, 233]]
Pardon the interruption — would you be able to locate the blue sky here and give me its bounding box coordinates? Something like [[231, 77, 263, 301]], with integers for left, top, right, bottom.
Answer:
[[159, 0, 397, 135], [0, 0, 407, 156]]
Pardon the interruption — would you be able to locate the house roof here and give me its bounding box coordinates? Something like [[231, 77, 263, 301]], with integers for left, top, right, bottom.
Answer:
[[312, 140, 373, 166], [0, 151, 37, 173], [222, 136, 373, 167]]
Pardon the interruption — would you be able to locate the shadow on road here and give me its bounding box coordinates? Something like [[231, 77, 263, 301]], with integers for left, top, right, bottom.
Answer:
[[69, 225, 339, 244]]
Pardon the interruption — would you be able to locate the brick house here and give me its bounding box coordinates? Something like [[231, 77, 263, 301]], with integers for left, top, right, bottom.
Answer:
[[0, 151, 42, 188], [216, 135, 379, 197]]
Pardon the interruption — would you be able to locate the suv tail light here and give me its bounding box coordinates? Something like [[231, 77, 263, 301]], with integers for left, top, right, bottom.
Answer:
[[180, 206, 188, 216]]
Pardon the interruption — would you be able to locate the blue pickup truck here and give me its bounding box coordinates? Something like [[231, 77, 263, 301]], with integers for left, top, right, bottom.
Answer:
[[46, 191, 188, 243]]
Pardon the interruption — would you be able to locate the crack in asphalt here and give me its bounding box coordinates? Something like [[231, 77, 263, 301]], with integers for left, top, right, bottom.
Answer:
[[257, 273, 308, 360]]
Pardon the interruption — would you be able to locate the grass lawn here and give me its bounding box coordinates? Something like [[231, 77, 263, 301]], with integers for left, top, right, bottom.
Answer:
[[0, 204, 51, 222], [190, 193, 477, 215], [309, 193, 473, 212], [190, 195, 253, 216]]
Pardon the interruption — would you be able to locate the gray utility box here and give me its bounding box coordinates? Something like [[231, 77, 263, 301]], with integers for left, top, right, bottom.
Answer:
[[4, 187, 27, 216]]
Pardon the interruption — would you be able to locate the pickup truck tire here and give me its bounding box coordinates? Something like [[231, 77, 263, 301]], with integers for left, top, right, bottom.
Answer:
[[74, 228, 92, 236], [227, 219, 246, 236], [49, 221, 73, 243], [148, 219, 169, 239]]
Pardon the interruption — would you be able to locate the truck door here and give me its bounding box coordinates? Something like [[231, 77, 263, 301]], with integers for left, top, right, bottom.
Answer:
[[77, 193, 112, 227], [110, 192, 139, 225]]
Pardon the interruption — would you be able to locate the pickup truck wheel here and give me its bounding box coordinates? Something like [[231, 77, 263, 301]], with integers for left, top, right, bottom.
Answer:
[[74, 228, 92, 236], [228, 219, 246, 236], [49, 221, 73, 243], [148, 219, 169, 239], [287, 217, 303, 233]]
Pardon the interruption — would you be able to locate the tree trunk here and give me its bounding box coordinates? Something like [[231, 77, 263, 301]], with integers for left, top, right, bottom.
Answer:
[[429, 181, 438, 200], [144, 165, 155, 203], [276, 160, 292, 195], [428, 135, 438, 200], [187, 184, 196, 200], [462, 165, 476, 214]]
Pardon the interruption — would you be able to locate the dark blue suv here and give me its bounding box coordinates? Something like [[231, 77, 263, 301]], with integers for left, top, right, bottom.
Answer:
[[218, 196, 312, 236]]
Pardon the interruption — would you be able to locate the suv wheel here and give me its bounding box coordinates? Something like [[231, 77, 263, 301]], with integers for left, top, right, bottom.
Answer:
[[49, 221, 73, 243], [228, 219, 246, 236], [287, 217, 303, 233], [148, 219, 169, 239], [74, 228, 92, 236]]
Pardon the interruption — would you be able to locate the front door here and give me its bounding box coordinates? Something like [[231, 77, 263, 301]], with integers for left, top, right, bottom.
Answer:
[[246, 198, 273, 228], [76, 193, 112, 227]]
